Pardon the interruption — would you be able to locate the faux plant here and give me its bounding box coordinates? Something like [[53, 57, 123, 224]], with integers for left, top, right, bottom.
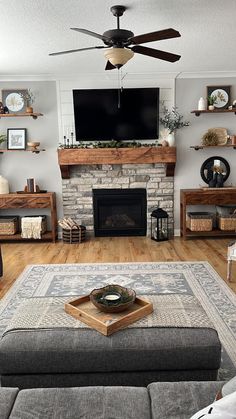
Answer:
[[207, 95, 217, 106], [20, 89, 35, 106], [159, 107, 189, 133], [0, 134, 6, 145]]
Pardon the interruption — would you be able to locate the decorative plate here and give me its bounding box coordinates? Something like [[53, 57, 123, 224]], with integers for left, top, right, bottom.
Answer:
[[207, 127, 228, 145], [1, 89, 27, 113]]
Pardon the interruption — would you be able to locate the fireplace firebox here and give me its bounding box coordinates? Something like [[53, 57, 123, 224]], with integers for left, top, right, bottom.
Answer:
[[93, 189, 147, 237]]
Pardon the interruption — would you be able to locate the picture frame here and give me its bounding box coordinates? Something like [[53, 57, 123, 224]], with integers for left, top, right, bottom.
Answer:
[[7, 128, 26, 150], [207, 85, 231, 109], [1, 89, 27, 113]]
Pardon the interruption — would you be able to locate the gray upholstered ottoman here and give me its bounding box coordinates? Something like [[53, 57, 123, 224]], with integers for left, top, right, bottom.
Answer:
[[0, 326, 221, 389]]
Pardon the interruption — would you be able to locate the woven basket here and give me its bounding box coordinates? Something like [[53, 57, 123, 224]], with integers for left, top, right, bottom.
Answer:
[[62, 225, 86, 244], [218, 215, 236, 231], [21, 216, 47, 234], [186, 212, 213, 232], [0, 217, 18, 235]]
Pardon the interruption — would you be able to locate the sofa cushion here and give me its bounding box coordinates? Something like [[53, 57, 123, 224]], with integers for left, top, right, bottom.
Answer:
[[148, 381, 225, 419], [8, 387, 150, 419], [0, 327, 221, 375], [0, 388, 19, 419]]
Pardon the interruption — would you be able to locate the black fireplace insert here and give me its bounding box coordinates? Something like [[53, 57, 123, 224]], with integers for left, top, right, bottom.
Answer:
[[93, 188, 147, 237]]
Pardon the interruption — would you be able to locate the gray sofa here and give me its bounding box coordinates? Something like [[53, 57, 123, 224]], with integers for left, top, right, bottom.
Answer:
[[0, 381, 224, 419], [0, 327, 221, 388]]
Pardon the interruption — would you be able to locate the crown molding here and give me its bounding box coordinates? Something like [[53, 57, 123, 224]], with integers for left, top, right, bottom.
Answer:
[[176, 71, 236, 79]]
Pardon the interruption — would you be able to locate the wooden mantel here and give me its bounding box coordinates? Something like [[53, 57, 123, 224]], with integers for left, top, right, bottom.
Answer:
[[57, 147, 176, 179]]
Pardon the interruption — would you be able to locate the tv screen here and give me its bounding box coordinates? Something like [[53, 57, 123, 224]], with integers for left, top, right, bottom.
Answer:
[[73, 88, 159, 141]]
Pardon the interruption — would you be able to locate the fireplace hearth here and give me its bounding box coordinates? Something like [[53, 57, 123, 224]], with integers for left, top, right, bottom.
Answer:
[[93, 189, 147, 237]]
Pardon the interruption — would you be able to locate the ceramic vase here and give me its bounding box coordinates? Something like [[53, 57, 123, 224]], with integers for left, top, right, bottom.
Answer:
[[208, 105, 215, 111], [198, 97, 206, 110], [167, 132, 175, 146], [26, 106, 33, 113], [0, 175, 9, 194]]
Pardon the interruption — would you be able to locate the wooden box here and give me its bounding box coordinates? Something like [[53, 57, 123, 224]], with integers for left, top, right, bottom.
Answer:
[[65, 295, 153, 336]]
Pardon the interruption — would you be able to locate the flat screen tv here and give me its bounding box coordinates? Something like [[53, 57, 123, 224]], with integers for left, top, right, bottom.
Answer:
[[73, 87, 159, 141]]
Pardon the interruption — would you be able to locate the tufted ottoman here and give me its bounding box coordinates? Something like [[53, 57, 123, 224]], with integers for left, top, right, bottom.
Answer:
[[0, 325, 221, 389]]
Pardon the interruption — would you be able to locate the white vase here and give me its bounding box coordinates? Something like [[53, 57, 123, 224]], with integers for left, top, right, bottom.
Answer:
[[167, 132, 175, 146], [208, 105, 215, 111], [0, 175, 9, 194], [198, 97, 206, 110]]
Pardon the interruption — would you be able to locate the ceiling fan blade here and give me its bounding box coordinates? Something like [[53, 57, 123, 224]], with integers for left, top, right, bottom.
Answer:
[[130, 28, 181, 45], [71, 28, 111, 42], [49, 46, 106, 56], [105, 60, 117, 70], [131, 45, 181, 62]]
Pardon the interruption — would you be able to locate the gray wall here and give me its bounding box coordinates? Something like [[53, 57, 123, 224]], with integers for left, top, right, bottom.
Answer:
[[1, 77, 236, 234], [0, 81, 63, 219], [175, 77, 236, 232]]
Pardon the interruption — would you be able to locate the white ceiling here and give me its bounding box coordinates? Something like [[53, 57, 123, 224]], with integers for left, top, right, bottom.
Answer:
[[1, 0, 236, 78]]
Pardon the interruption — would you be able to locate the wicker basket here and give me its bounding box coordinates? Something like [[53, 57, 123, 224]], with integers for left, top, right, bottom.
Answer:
[[0, 216, 19, 235], [21, 216, 47, 234], [186, 212, 214, 232], [62, 225, 86, 244], [218, 215, 236, 231]]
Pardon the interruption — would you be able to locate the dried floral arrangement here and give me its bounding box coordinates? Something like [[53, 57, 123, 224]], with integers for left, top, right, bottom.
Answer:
[[160, 107, 189, 133], [202, 131, 219, 146], [58, 140, 160, 149], [20, 89, 35, 106]]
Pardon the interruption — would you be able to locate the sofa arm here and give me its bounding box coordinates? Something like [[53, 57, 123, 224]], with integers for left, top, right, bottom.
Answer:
[[148, 381, 225, 419], [0, 388, 19, 419]]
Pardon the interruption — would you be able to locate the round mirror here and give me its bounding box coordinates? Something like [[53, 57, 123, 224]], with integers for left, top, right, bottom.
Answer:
[[200, 156, 230, 185]]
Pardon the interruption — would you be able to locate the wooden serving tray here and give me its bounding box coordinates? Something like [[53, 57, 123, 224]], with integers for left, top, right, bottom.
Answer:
[[65, 295, 153, 336]]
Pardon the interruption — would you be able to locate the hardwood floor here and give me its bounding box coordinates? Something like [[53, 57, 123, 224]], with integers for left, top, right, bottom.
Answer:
[[0, 236, 235, 298]]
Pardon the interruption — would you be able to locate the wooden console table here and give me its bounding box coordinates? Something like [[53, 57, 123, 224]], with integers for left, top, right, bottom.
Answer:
[[180, 188, 236, 239], [0, 192, 57, 242]]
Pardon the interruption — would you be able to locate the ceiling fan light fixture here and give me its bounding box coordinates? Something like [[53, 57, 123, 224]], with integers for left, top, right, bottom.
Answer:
[[104, 47, 134, 67]]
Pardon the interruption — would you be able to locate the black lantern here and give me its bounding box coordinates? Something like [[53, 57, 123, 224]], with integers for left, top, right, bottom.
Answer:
[[151, 208, 169, 241]]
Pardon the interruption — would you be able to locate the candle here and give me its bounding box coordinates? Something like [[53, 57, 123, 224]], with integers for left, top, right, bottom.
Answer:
[[103, 293, 121, 302]]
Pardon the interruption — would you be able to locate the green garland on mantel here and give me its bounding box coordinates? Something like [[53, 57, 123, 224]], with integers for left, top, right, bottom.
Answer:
[[59, 140, 161, 149]]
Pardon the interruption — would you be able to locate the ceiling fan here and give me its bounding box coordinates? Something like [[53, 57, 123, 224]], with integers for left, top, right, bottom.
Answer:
[[49, 5, 181, 70]]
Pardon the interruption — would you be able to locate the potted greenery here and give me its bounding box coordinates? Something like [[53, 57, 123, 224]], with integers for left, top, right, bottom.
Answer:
[[20, 89, 35, 113], [207, 94, 217, 110], [160, 107, 189, 146], [0, 134, 6, 148]]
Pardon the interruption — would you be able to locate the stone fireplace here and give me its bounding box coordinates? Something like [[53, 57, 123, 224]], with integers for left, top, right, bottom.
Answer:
[[61, 162, 174, 237]]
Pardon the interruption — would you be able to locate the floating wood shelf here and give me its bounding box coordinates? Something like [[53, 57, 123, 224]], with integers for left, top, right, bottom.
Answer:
[[191, 109, 236, 116], [190, 144, 236, 150], [57, 147, 176, 179], [0, 112, 43, 119], [0, 149, 45, 154]]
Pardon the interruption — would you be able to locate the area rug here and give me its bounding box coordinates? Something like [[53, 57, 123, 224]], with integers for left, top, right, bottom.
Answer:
[[0, 261, 236, 380]]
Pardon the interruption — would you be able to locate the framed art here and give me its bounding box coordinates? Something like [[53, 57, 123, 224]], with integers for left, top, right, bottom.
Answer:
[[1, 89, 27, 113], [207, 85, 231, 109], [7, 128, 26, 150]]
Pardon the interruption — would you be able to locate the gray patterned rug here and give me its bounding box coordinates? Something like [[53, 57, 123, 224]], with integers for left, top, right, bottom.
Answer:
[[0, 261, 236, 380]]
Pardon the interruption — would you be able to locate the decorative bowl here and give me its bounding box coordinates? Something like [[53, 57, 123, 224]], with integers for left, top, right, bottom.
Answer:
[[27, 141, 40, 150], [90, 284, 136, 313]]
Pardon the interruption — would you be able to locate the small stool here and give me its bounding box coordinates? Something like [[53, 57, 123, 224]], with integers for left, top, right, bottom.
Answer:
[[227, 241, 236, 282]]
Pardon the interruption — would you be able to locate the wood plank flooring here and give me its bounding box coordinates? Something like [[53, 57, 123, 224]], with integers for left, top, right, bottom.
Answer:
[[0, 236, 235, 299]]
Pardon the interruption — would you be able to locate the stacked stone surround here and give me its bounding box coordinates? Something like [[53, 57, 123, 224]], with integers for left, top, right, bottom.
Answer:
[[62, 164, 174, 237]]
